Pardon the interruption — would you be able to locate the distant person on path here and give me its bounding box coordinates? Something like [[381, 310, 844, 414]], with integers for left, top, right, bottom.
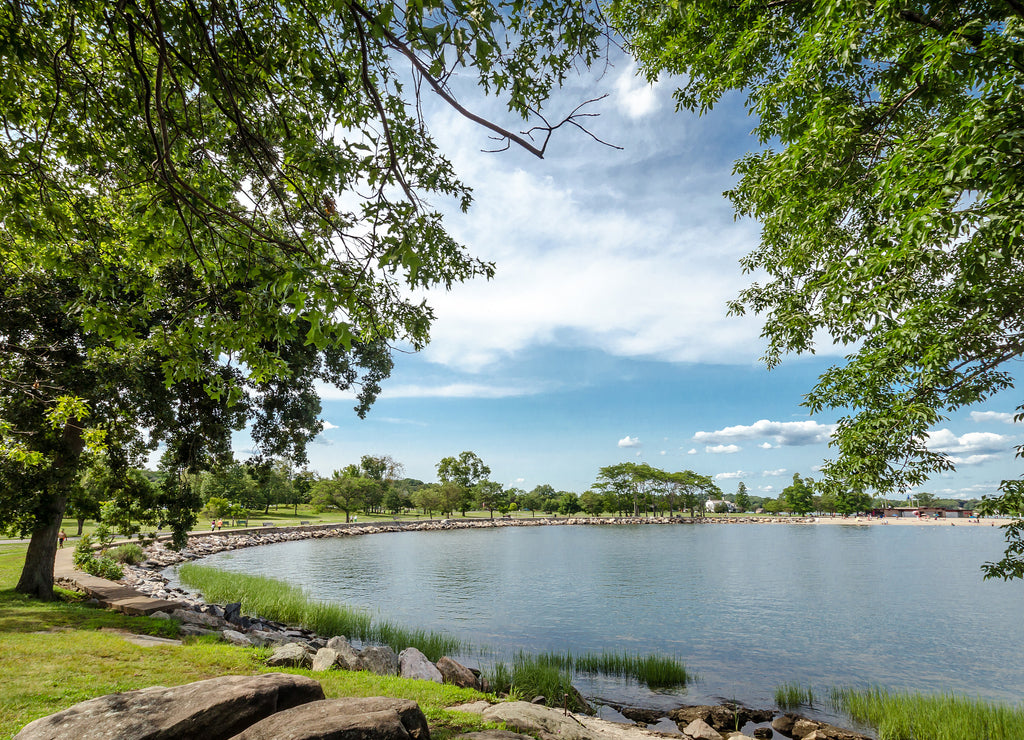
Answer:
[[58, 530, 67, 548], [216, 519, 223, 530]]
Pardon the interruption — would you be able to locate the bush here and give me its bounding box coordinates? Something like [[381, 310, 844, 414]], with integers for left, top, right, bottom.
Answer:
[[72, 534, 125, 580], [109, 543, 146, 565]]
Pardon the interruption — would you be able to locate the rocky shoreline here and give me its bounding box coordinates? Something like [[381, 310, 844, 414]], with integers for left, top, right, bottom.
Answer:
[[104, 517, 872, 740]]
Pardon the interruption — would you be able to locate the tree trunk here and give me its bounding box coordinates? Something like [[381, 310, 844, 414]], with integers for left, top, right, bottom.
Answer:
[[16, 493, 68, 601], [16, 421, 84, 601], [76, 518, 85, 536]]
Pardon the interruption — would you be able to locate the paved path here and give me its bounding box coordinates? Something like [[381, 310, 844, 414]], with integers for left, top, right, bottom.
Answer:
[[53, 545, 183, 617]]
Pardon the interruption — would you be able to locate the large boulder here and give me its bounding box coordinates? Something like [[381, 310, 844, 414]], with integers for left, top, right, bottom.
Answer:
[[359, 645, 400, 676], [229, 697, 430, 740], [437, 656, 480, 689], [311, 647, 340, 672], [400, 647, 443, 683], [326, 635, 362, 670], [481, 702, 595, 740], [15, 673, 324, 740], [266, 642, 314, 668]]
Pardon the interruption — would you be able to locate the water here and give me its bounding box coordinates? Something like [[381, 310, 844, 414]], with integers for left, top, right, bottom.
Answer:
[[191, 522, 1024, 710]]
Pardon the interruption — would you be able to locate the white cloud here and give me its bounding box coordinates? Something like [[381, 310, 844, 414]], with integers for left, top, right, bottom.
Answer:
[[715, 470, 747, 480], [946, 454, 1001, 466], [759, 442, 774, 449], [317, 381, 537, 401], [614, 63, 661, 119], [687, 448, 698, 455], [925, 429, 1011, 456], [406, 104, 774, 373], [970, 411, 1017, 424], [762, 468, 787, 477], [706, 444, 741, 454], [320, 421, 339, 431], [618, 435, 641, 448], [659, 450, 667, 456], [693, 419, 835, 447]]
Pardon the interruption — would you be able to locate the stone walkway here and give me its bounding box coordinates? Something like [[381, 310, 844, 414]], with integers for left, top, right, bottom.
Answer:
[[53, 545, 183, 616]]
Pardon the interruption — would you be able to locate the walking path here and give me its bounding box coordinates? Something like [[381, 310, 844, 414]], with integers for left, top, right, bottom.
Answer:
[[53, 545, 183, 616]]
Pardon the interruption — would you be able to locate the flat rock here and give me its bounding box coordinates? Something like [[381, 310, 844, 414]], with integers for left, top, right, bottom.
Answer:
[[478, 701, 673, 740], [222, 629, 254, 647], [15, 673, 324, 740], [684, 719, 724, 740], [229, 697, 429, 740]]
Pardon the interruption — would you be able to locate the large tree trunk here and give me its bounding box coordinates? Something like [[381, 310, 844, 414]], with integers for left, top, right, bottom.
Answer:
[[16, 493, 68, 601], [16, 422, 84, 601]]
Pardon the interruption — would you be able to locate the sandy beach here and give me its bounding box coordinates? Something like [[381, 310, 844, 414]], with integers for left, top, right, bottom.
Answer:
[[811, 514, 1000, 526]]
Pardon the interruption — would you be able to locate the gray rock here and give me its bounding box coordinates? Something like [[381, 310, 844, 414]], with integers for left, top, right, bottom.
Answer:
[[325, 635, 361, 670], [311, 647, 340, 672], [179, 624, 217, 638], [221, 629, 253, 647], [792, 719, 819, 738], [437, 655, 480, 689], [455, 732, 535, 740], [684, 719, 724, 740], [149, 610, 172, 620], [399, 647, 443, 683], [480, 702, 592, 740], [228, 696, 429, 740], [171, 608, 230, 629], [14, 673, 324, 740], [266, 642, 313, 668], [771, 716, 795, 736], [358, 645, 400, 676]]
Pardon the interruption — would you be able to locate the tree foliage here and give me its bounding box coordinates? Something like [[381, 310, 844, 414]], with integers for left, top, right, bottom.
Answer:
[[0, 0, 608, 597], [614, 0, 1024, 575]]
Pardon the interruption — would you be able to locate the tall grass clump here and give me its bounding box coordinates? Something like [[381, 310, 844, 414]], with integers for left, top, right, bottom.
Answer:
[[534, 650, 690, 688], [830, 687, 1024, 740], [177, 564, 461, 660], [488, 653, 585, 711], [109, 543, 146, 565], [775, 681, 814, 709]]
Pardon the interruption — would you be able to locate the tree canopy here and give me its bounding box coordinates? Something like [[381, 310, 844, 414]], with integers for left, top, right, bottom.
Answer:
[[0, 0, 607, 597], [613, 0, 1024, 576]]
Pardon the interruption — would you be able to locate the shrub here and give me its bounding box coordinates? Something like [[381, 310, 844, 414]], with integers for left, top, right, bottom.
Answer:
[[72, 534, 125, 580], [109, 543, 146, 565]]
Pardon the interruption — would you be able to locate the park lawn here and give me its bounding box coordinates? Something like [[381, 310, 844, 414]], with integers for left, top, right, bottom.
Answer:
[[0, 544, 496, 739]]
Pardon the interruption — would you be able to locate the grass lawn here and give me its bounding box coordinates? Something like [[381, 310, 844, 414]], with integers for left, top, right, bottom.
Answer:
[[0, 543, 497, 738]]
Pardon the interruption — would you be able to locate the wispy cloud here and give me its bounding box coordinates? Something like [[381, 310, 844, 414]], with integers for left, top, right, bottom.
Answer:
[[317, 381, 538, 401], [970, 411, 1017, 424], [706, 444, 740, 454], [926, 429, 1011, 456], [715, 470, 748, 480], [693, 419, 835, 447], [762, 468, 788, 477]]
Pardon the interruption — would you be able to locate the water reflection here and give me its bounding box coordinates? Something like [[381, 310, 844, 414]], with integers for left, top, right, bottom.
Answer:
[[194, 523, 1024, 708]]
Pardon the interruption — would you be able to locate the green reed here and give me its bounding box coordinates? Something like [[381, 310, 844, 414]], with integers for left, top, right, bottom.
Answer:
[[830, 686, 1024, 740], [177, 563, 462, 661], [775, 681, 814, 709]]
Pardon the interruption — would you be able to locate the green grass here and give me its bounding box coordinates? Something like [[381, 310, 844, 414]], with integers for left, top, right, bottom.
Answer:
[[532, 649, 690, 688], [488, 653, 586, 711], [775, 680, 814, 709], [0, 544, 496, 739], [177, 563, 463, 661], [830, 687, 1024, 740]]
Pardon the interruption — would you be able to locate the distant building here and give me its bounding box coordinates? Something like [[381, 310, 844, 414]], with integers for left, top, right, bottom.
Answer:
[[705, 499, 739, 513], [880, 507, 974, 519]]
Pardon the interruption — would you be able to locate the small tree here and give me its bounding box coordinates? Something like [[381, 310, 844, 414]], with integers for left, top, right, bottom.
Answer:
[[735, 482, 751, 513]]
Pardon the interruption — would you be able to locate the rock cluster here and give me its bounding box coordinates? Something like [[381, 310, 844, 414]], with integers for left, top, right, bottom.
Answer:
[[14, 673, 431, 740]]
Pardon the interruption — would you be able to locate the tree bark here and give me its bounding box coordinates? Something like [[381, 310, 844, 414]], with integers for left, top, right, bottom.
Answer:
[[15, 422, 84, 601], [16, 493, 68, 600]]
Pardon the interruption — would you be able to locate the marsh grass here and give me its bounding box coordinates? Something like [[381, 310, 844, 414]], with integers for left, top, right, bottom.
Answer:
[[488, 653, 584, 711], [775, 681, 814, 709], [177, 563, 462, 660], [533, 649, 690, 688], [830, 687, 1024, 740]]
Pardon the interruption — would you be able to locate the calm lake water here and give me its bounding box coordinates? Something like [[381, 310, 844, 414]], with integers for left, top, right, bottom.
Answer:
[[191, 522, 1024, 711]]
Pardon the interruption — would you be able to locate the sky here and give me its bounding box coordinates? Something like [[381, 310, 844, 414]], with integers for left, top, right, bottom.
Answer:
[[243, 59, 1021, 501]]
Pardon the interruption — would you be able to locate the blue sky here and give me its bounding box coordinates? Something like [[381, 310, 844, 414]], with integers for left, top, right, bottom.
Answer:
[[252, 61, 1021, 500]]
